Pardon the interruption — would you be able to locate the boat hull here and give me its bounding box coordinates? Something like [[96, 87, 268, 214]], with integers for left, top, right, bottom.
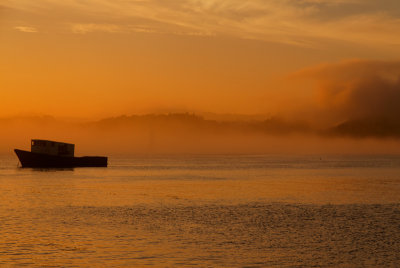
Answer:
[[14, 149, 107, 168]]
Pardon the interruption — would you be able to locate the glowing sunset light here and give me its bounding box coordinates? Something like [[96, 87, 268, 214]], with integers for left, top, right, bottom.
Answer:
[[1, 0, 400, 153]]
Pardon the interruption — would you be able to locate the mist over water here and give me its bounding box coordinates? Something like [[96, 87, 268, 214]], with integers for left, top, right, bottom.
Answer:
[[3, 0, 400, 265], [1, 154, 400, 266], [2, 114, 400, 156]]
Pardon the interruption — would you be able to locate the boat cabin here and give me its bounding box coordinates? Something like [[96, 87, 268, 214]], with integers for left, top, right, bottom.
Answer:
[[31, 139, 75, 157]]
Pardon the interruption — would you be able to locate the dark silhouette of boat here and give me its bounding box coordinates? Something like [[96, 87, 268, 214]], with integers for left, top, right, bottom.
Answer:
[[15, 139, 107, 168]]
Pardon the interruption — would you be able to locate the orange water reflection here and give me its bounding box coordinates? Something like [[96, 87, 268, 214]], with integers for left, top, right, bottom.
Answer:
[[0, 155, 400, 266]]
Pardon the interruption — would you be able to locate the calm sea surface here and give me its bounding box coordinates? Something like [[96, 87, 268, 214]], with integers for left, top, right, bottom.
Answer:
[[1, 154, 400, 267]]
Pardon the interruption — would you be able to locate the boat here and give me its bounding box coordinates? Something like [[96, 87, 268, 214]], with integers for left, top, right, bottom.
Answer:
[[14, 139, 107, 168]]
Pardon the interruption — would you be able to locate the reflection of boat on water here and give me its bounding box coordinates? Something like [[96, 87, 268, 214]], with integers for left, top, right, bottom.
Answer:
[[15, 139, 107, 168]]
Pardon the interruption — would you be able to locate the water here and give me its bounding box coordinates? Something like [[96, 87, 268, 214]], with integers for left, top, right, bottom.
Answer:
[[1, 154, 400, 267]]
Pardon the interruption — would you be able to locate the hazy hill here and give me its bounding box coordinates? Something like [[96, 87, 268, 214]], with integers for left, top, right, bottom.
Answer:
[[1, 113, 399, 155], [327, 117, 400, 138]]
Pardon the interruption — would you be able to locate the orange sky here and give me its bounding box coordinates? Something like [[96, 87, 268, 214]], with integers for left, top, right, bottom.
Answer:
[[1, 0, 400, 118]]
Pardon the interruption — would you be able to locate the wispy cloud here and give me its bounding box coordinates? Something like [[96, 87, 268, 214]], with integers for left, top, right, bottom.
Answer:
[[70, 23, 122, 34], [4, 0, 400, 47], [14, 26, 37, 33]]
